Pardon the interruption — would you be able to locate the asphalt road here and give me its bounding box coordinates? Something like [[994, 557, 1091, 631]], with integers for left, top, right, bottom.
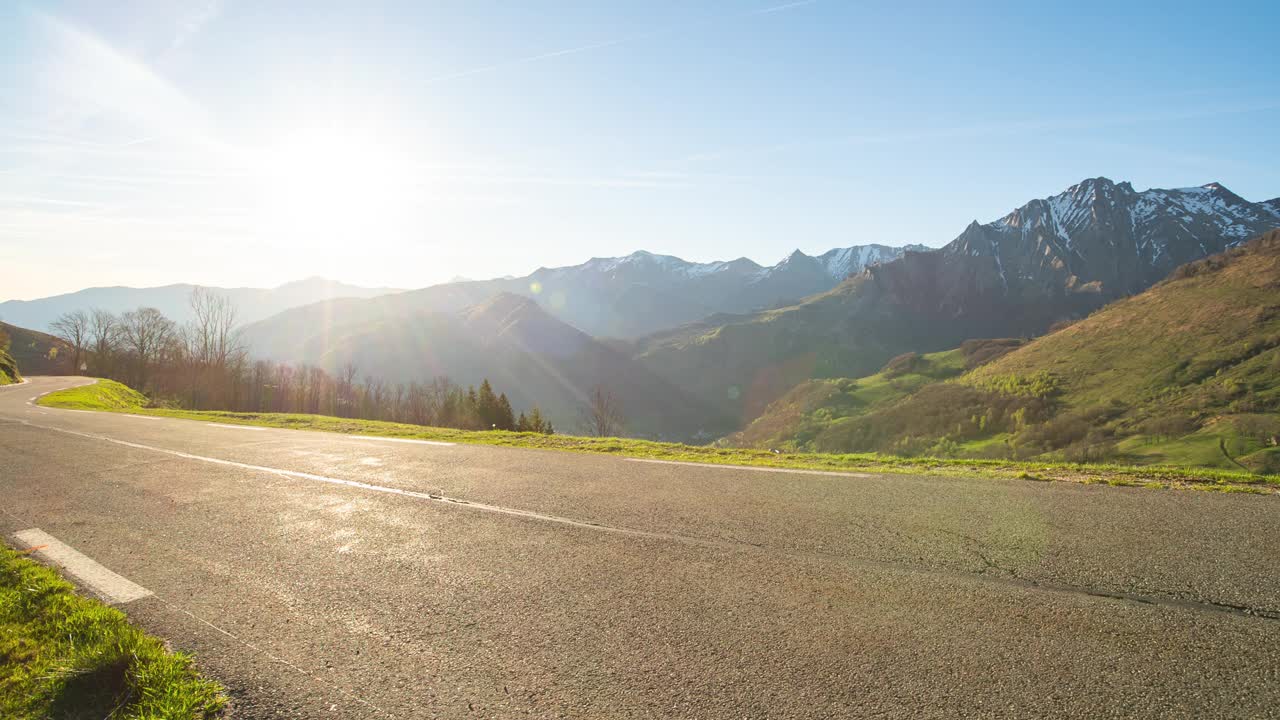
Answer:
[[2, 376, 1278, 719]]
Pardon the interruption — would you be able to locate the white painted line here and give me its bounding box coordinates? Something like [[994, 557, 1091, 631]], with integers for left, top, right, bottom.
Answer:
[[627, 457, 874, 478], [122, 414, 162, 421], [12, 528, 153, 604], [350, 435, 455, 447], [206, 422, 267, 431], [17, 419, 676, 542]]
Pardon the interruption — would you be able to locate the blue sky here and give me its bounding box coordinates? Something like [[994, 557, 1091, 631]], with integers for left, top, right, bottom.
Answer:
[[2, 0, 1277, 300]]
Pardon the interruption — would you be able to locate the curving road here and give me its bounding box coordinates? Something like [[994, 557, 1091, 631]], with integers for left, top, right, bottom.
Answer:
[[2, 376, 1279, 718]]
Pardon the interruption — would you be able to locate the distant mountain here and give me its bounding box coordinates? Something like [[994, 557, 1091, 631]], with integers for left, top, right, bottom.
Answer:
[[0, 277, 401, 332], [728, 230, 1280, 473], [635, 178, 1280, 429], [266, 292, 731, 439], [240, 244, 918, 351], [947, 178, 1280, 296]]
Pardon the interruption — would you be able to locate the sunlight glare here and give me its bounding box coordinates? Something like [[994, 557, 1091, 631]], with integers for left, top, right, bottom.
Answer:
[[254, 126, 420, 253]]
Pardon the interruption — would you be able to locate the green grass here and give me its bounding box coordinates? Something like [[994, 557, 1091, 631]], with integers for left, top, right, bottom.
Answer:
[[725, 347, 977, 450], [37, 379, 1280, 494], [37, 379, 147, 410], [0, 545, 225, 719], [0, 346, 18, 386]]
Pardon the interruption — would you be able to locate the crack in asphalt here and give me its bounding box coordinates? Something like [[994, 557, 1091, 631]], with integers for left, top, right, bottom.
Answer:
[[8, 414, 1280, 626]]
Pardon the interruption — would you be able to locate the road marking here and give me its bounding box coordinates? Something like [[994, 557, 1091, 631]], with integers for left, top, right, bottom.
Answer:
[[12, 528, 153, 604], [206, 422, 267, 431], [627, 457, 874, 478], [350, 435, 455, 446], [122, 414, 162, 421], [15, 419, 670, 541], [13, 414, 1280, 624]]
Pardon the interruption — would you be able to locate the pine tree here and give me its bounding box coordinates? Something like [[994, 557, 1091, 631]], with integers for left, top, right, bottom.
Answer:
[[526, 406, 554, 435], [516, 412, 529, 432], [496, 393, 516, 430], [477, 379, 499, 428]]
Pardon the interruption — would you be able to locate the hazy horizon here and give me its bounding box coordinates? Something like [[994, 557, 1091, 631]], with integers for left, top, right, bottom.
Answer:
[[3, 1, 1277, 301]]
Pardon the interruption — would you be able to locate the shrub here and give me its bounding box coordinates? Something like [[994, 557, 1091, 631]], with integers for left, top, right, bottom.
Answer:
[[1141, 414, 1200, 440], [959, 338, 1025, 369], [880, 352, 921, 378]]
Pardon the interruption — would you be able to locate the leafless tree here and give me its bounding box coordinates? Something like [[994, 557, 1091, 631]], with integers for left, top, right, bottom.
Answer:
[[120, 307, 176, 389], [87, 309, 121, 375], [580, 385, 625, 437], [50, 310, 90, 373], [187, 288, 243, 369], [338, 361, 358, 416]]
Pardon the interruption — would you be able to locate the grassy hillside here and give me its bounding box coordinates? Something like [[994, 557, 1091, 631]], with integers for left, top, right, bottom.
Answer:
[[0, 348, 17, 385], [0, 321, 73, 376], [37, 379, 147, 410], [728, 231, 1280, 474], [721, 339, 1025, 450], [0, 325, 17, 385]]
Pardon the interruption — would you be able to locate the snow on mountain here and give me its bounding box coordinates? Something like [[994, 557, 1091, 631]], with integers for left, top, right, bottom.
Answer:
[[946, 177, 1280, 296]]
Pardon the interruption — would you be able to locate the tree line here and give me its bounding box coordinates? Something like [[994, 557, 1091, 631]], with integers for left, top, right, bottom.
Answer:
[[47, 289, 555, 434]]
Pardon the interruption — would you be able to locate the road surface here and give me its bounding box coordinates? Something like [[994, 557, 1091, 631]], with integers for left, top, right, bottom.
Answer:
[[2, 376, 1278, 718]]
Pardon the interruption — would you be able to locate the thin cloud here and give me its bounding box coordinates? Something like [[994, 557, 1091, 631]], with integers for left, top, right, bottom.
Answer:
[[424, 1, 822, 84], [32, 11, 219, 147], [680, 101, 1280, 164], [169, 0, 222, 53], [750, 0, 821, 16]]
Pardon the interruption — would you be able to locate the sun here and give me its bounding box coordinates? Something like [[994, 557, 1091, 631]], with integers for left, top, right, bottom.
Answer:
[[254, 127, 418, 251]]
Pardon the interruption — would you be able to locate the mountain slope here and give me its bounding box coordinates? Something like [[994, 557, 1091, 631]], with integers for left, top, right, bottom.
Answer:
[[730, 230, 1280, 472], [721, 339, 1025, 450], [0, 321, 73, 376], [240, 244, 918, 350], [638, 178, 1280, 428], [0, 277, 400, 332], [276, 293, 731, 439]]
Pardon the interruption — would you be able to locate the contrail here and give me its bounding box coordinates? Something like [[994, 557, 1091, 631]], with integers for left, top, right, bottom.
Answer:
[[423, 0, 822, 84], [749, 0, 821, 15]]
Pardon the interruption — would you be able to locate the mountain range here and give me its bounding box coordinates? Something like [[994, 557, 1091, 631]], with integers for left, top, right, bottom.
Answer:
[[10, 176, 1278, 443], [0, 277, 401, 332], [633, 178, 1280, 427], [237, 244, 916, 436], [728, 229, 1280, 473], [239, 243, 918, 359]]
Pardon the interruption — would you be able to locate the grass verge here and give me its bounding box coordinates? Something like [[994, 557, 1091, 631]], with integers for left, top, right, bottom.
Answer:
[[38, 379, 1280, 494], [0, 544, 225, 719]]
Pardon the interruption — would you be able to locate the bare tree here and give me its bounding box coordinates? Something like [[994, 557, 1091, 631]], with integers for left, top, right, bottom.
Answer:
[[87, 309, 120, 375], [120, 307, 176, 389], [187, 288, 243, 369], [338, 361, 358, 416], [580, 385, 625, 437], [50, 310, 90, 373]]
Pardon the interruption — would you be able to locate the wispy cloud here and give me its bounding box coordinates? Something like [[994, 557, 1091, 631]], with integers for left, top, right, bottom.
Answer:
[[749, 0, 821, 16], [679, 100, 1280, 164], [31, 11, 217, 146], [424, 0, 821, 84], [0, 195, 114, 209], [169, 0, 222, 53]]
